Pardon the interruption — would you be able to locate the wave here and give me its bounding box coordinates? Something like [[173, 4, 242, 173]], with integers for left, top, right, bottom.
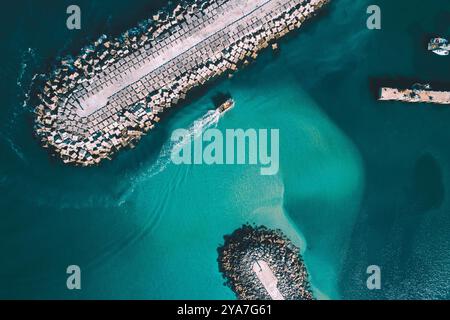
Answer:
[[0, 48, 45, 165], [16, 48, 35, 88], [17, 48, 46, 111], [0, 133, 27, 164], [4, 47, 44, 134]]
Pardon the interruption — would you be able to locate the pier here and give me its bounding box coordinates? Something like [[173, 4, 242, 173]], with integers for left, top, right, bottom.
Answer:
[[218, 225, 313, 300], [34, 0, 329, 165], [252, 260, 285, 300], [379, 87, 450, 105]]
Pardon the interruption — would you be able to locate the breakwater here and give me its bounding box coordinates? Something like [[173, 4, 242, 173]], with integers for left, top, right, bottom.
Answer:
[[379, 87, 450, 105], [34, 0, 329, 165], [217, 225, 313, 300]]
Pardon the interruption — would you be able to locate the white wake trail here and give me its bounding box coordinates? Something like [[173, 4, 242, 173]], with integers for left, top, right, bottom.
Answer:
[[135, 108, 221, 184]]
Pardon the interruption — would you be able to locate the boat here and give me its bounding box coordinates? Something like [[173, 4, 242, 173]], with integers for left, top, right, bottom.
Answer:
[[217, 99, 235, 114], [429, 37, 448, 46], [432, 48, 449, 56], [412, 83, 431, 91], [428, 37, 449, 55]]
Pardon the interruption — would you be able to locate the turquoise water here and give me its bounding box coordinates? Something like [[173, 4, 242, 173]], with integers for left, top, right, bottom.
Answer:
[[1, 0, 450, 299]]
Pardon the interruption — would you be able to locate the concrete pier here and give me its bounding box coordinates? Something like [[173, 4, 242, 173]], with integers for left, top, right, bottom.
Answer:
[[34, 0, 329, 165], [252, 260, 285, 300], [78, 0, 275, 117], [379, 87, 450, 105], [218, 225, 314, 300]]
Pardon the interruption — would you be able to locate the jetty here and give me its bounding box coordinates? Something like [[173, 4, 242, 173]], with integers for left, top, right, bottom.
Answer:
[[252, 260, 285, 300], [379, 87, 450, 105], [217, 224, 313, 300], [34, 0, 329, 165]]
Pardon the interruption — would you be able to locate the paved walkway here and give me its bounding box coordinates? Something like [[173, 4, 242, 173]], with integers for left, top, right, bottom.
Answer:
[[76, 0, 276, 117], [252, 260, 285, 300], [380, 87, 450, 104]]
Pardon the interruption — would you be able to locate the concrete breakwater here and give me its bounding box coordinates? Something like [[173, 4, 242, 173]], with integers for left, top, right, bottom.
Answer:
[[34, 0, 329, 165], [217, 224, 314, 300], [379, 87, 450, 105]]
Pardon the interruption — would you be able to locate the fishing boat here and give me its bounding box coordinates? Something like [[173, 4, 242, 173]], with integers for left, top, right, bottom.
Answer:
[[217, 99, 235, 114], [432, 48, 449, 56], [428, 37, 449, 56]]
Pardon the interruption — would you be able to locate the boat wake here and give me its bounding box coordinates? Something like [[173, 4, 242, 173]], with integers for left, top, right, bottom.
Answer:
[[171, 109, 221, 155], [120, 108, 221, 202], [144, 109, 220, 179]]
